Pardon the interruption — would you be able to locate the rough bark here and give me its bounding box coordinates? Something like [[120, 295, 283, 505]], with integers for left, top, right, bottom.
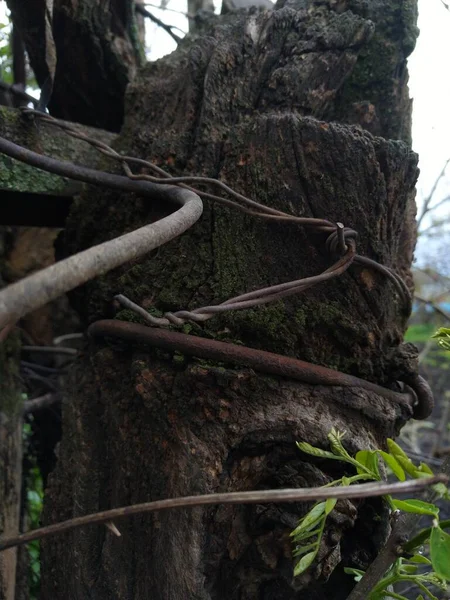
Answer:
[[0, 232, 22, 600], [6, 0, 144, 131], [38, 1, 419, 599]]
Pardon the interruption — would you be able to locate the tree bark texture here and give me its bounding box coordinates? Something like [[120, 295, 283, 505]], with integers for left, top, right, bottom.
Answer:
[[41, 1, 419, 598], [0, 232, 22, 600], [6, 0, 144, 131], [0, 110, 116, 599]]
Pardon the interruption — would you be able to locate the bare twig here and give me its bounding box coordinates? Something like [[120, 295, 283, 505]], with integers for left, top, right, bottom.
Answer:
[[11, 23, 27, 108], [144, 2, 193, 17], [417, 158, 450, 231], [53, 333, 83, 345], [0, 476, 446, 552], [21, 345, 78, 356], [104, 522, 121, 537], [135, 3, 183, 42], [419, 219, 450, 237], [0, 81, 38, 107], [414, 293, 450, 321], [22, 393, 60, 416]]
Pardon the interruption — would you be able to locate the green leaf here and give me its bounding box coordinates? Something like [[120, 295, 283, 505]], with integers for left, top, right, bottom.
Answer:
[[431, 482, 449, 499], [432, 327, 450, 351], [325, 498, 337, 515], [294, 551, 316, 576], [408, 554, 432, 565], [386, 439, 420, 477], [291, 502, 326, 537], [378, 451, 406, 481], [395, 455, 425, 478], [398, 564, 418, 574], [328, 429, 352, 460], [343, 567, 364, 582], [296, 441, 344, 461], [417, 462, 434, 475], [386, 438, 409, 459], [293, 542, 318, 557], [291, 528, 321, 543], [355, 450, 380, 477], [403, 519, 450, 554], [430, 525, 450, 580], [391, 498, 439, 516]]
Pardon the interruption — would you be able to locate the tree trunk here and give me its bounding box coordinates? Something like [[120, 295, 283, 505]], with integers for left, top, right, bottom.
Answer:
[[39, 1, 419, 598], [6, 0, 143, 131], [0, 230, 22, 600]]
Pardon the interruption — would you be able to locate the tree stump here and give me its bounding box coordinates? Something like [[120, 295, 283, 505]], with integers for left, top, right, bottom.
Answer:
[[41, 2, 420, 598]]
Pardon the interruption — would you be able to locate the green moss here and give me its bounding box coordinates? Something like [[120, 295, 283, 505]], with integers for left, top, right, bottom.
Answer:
[[294, 309, 307, 329], [0, 154, 66, 193]]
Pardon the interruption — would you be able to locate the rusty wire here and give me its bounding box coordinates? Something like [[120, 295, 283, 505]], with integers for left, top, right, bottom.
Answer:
[[0, 107, 412, 330], [115, 242, 356, 325]]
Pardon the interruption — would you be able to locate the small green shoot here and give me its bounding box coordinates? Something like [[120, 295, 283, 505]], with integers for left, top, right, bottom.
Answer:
[[292, 429, 449, 599]]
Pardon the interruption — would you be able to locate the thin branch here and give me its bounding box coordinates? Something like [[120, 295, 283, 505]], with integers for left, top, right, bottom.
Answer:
[[414, 293, 450, 321], [135, 3, 183, 43], [423, 194, 450, 217], [52, 333, 83, 345], [0, 81, 38, 107], [0, 476, 445, 552], [144, 2, 193, 17], [346, 456, 450, 600], [21, 345, 78, 356], [418, 220, 450, 237], [404, 450, 442, 468], [0, 137, 203, 329], [417, 158, 450, 231], [22, 393, 60, 416], [11, 23, 27, 108]]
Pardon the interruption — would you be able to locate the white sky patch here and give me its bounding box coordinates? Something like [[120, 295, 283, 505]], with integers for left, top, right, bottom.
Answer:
[[409, 0, 450, 201]]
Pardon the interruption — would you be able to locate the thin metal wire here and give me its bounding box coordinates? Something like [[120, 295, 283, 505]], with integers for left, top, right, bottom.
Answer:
[[115, 242, 356, 326], [0, 108, 412, 331]]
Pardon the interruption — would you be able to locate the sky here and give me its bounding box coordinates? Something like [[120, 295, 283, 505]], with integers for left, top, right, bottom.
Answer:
[[408, 0, 450, 221]]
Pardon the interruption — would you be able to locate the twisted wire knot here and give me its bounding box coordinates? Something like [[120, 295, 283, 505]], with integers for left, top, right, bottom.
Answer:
[[326, 223, 358, 256]]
